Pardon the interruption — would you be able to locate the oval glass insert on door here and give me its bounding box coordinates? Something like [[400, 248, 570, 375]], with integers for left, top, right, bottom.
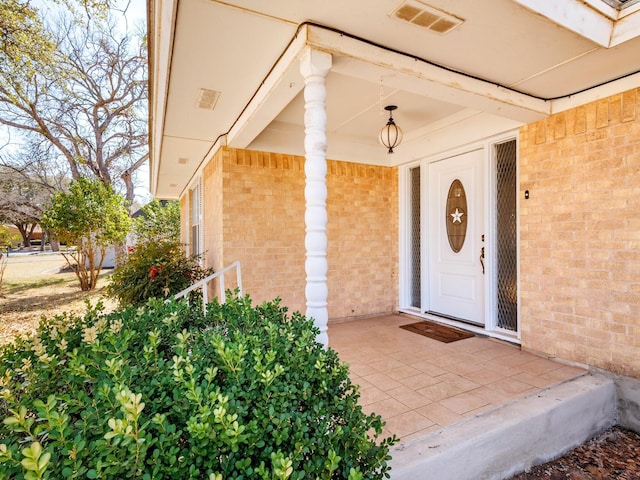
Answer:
[[446, 179, 467, 253]]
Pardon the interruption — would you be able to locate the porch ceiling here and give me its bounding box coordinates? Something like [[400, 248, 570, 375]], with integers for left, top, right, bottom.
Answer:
[[149, 0, 640, 198]]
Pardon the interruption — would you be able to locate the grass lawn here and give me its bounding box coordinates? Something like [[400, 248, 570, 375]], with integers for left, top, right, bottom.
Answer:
[[0, 252, 116, 344]]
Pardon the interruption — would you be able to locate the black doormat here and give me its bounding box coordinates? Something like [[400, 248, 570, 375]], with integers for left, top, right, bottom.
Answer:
[[400, 321, 475, 343]]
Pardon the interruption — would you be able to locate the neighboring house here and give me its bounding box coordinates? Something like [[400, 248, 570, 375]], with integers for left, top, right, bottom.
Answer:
[[147, 0, 640, 377], [2, 225, 43, 246]]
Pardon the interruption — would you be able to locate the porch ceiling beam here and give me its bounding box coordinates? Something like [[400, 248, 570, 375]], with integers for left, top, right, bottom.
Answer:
[[306, 25, 551, 124], [514, 0, 613, 48], [515, 0, 640, 48], [226, 27, 308, 149], [228, 23, 551, 151]]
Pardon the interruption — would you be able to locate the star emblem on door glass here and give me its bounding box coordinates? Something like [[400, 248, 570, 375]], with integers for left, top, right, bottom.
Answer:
[[450, 208, 464, 224]]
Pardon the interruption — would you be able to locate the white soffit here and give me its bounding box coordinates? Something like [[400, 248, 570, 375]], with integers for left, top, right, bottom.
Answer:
[[163, 0, 297, 141], [514, 0, 640, 47], [155, 136, 214, 199]]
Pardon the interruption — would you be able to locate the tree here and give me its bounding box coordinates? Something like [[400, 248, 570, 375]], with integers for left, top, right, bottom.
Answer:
[[0, 0, 56, 91], [0, 4, 148, 206], [1, 0, 118, 85], [133, 199, 181, 243], [41, 177, 131, 291], [0, 166, 52, 247], [0, 226, 20, 250]]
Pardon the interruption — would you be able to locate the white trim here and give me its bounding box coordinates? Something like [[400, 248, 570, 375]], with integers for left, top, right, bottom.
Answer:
[[420, 162, 429, 314], [483, 143, 494, 330], [186, 178, 203, 258], [398, 161, 423, 310], [398, 166, 410, 309], [198, 177, 204, 261], [551, 72, 640, 114], [513, 0, 640, 47], [514, 136, 522, 338], [149, 0, 178, 196]]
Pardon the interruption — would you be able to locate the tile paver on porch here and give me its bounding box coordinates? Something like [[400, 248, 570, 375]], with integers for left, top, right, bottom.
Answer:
[[329, 314, 587, 443]]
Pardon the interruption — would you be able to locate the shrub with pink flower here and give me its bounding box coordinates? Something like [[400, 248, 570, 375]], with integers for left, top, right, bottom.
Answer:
[[107, 241, 212, 307]]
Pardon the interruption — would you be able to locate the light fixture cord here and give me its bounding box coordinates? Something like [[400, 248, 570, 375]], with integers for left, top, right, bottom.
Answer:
[[379, 77, 384, 116]]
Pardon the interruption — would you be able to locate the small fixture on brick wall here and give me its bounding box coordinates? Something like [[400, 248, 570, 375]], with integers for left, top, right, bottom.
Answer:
[[379, 105, 403, 154]]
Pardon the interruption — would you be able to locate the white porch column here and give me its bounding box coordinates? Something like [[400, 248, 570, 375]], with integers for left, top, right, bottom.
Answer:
[[300, 48, 332, 347]]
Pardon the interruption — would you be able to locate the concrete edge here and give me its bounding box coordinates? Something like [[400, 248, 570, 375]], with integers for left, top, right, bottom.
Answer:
[[389, 373, 617, 480], [591, 368, 640, 434]]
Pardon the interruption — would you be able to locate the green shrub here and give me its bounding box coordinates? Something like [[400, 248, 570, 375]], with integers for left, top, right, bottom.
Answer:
[[107, 240, 213, 307], [0, 295, 397, 479]]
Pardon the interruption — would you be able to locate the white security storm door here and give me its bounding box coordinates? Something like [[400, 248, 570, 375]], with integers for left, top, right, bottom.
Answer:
[[428, 149, 485, 325]]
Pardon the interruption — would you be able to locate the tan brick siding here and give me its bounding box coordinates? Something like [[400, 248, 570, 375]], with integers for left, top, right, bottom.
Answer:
[[519, 88, 640, 377], [202, 149, 224, 271], [327, 161, 398, 320], [221, 148, 306, 311], [201, 149, 227, 296], [190, 147, 398, 320]]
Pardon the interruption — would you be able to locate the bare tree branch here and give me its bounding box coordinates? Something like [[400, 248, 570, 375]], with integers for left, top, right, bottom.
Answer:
[[0, 8, 148, 205]]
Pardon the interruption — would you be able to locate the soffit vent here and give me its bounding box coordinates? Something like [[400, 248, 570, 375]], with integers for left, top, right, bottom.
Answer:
[[390, 0, 464, 34], [601, 0, 640, 9], [196, 88, 221, 110]]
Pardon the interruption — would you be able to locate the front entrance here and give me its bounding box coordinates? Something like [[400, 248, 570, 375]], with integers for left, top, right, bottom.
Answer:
[[403, 138, 519, 337], [428, 149, 485, 325]]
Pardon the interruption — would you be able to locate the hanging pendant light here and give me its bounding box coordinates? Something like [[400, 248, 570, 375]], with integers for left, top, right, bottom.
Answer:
[[379, 105, 403, 154]]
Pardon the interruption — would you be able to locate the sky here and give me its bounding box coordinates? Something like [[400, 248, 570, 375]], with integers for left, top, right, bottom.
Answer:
[[117, 0, 151, 204], [118, 0, 148, 34]]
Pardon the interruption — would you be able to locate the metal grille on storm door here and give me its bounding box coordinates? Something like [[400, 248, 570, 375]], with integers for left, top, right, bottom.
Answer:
[[410, 167, 421, 308], [495, 140, 518, 331]]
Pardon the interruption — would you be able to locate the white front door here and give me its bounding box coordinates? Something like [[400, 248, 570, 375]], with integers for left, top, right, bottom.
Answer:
[[428, 149, 485, 325]]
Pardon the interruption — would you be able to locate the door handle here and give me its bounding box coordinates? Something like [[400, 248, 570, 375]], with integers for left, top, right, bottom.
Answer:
[[480, 246, 485, 275]]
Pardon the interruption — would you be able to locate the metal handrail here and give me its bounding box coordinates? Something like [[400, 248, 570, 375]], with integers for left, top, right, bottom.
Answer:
[[173, 261, 242, 312]]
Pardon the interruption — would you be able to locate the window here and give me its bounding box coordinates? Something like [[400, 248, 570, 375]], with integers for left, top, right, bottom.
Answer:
[[190, 184, 200, 257]]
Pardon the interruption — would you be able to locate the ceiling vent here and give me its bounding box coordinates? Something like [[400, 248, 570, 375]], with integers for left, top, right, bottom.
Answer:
[[196, 88, 220, 110], [390, 0, 463, 34]]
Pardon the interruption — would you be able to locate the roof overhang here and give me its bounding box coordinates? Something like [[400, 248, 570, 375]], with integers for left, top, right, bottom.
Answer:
[[147, 0, 640, 199]]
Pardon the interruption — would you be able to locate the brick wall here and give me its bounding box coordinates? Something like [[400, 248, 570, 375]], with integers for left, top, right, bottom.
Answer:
[[202, 149, 224, 271], [519, 88, 640, 377], [326, 160, 398, 320], [201, 149, 226, 297], [192, 147, 398, 319]]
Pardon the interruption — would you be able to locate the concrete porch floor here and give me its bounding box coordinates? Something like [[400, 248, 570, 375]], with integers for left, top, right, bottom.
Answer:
[[328, 314, 588, 443]]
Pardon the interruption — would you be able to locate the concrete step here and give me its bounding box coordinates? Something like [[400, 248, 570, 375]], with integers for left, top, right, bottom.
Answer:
[[389, 373, 616, 480]]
